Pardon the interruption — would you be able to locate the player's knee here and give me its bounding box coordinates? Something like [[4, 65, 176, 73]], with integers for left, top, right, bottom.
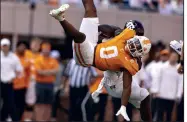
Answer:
[[74, 33, 86, 43]]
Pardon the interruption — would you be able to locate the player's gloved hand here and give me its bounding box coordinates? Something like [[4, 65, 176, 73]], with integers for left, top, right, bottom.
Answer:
[[91, 92, 100, 103], [92, 91, 99, 100], [170, 40, 183, 55], [116, 105, 130, 121], [92, 89, 102, 103], [91, 79, 104, 103]]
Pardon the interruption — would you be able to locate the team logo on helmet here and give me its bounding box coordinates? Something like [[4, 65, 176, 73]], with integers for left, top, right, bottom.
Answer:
[[126, 21, 135, 30]]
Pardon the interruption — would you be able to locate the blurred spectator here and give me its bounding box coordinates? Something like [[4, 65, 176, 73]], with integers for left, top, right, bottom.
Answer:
[[59, 0, 81, 6], [160, 49, 170, 62], [152, 0, 159, 9], [145, 51, 162, 120], [50, 50, 64, 121], [59, 0, 117, 8], [100, 0, 111, 7], [34, 42, 59, 121], [59, 0, 80, 3], [29, 0, 48, 4], [122, 0, 130, 8], [63, 59, 98, 121], [3, 0, 183, 16], [144, 48, 170, 121], [158, 0, 183, 15], [141, 54, 152, 89], [23, 37, 42, 121], [48, 0, 58, 6], [13, 41, 31, 121], [156, 41, 166, 51], [171, 0, 183, 15], [0, 38, 23, 121], [144, 0, 159, 11], [129, 0, 155, 10], [158, 0, 173, 15], [87, 68, 108, 121], [50, 50, 63, 91], [155, 51, 183, 121]]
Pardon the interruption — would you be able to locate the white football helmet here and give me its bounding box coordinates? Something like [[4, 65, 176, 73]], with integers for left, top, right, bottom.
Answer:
[[126, 36, 151, 57]]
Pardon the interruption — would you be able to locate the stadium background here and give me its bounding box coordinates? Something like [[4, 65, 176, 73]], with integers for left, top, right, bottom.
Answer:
[[1, 0, 183, 121]]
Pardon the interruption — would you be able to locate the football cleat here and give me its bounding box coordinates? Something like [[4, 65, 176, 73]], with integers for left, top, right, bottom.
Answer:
[[49, 4, 70, 21]]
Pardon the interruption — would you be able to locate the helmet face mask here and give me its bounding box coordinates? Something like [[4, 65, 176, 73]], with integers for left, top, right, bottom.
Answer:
[[127, 37, 143, 57], [127, 36, 151, 58]]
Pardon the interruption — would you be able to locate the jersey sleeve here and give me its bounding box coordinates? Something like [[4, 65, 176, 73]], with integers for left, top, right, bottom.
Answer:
[[114, 28, 136, 42], [122, 59, 139, 76]]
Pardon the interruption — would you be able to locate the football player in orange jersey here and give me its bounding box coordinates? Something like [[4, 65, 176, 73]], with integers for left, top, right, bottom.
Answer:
[[91, 24, 152, 121], [50, 0, 151, 121]]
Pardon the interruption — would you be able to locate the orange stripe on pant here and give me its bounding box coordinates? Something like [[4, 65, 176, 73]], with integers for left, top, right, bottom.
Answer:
[[74, 43, 86, 67], [78, 44, 91, 67]]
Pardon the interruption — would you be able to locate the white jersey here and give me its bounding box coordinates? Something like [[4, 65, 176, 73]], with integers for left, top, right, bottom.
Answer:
[[93, 70, 149, 108]]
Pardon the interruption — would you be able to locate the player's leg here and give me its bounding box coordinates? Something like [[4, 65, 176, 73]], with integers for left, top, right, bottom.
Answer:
[[50, 4, 86, 43], [82, 0, 97, 17], [80, 0, 99, 45], [129, 81, 152, 121], [73, 0, 99, 66], [50, 2, 97, 66], [59, 20, 86, 43]]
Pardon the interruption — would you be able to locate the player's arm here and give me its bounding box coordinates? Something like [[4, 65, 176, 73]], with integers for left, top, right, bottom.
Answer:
[[122, 69, 132, 106], [115, 28, 136, 43], [59, 20, 86, 43], [116, 69, 132, 121], [98, 24, 122, 44]]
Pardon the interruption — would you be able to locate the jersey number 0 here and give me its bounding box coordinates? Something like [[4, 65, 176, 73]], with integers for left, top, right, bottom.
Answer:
[[100, 46, 118, 59]]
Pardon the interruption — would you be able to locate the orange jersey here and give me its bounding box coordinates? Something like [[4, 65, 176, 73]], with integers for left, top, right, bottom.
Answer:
[[35, 56, 59, 83], [25, 50, 42, 78], [13, 53, 31, 89], [95, 28, 139, 75]]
